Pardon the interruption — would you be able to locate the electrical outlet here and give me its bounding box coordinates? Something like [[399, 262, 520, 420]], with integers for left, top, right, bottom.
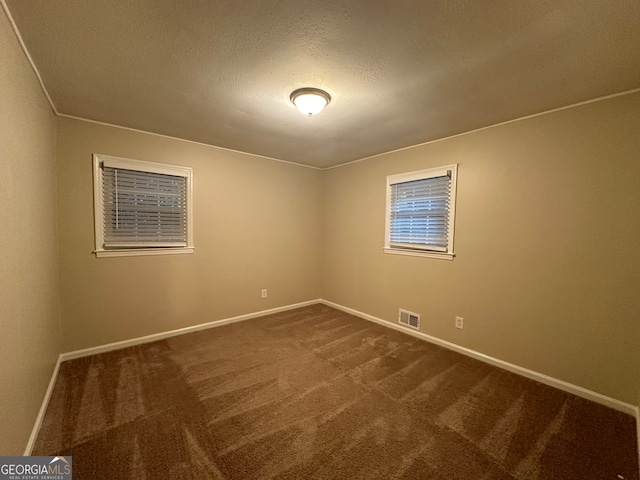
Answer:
[[261, 289, 267, 298], [455, 316, 464, 329]]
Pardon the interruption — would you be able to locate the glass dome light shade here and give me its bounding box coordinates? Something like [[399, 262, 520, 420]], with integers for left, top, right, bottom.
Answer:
[[290, 88, 331, 116]]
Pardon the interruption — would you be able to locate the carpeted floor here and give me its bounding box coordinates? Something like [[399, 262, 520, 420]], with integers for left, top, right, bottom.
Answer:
[[34, 304, 638, 479]]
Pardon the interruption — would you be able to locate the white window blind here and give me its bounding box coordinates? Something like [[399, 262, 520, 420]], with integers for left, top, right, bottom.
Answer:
[[385, 165, 457, 258], [93, 154, 193, 257], [102, 166, 187, 247]]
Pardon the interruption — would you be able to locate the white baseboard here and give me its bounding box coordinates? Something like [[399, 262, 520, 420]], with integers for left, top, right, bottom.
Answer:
[[26, 300, 320, 455], [24, 354, 62, 456], [636, 406, 640, 477], [321, 299, 638, 416], [26, 297, 640, 465], [60, 299, 322, 362]]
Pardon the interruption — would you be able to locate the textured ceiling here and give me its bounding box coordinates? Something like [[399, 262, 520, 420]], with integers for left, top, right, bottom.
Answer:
[[5, 1, 640, 168]]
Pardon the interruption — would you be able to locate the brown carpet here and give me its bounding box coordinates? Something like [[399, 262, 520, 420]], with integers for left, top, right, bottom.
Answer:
[[34, 304, 638, 479]]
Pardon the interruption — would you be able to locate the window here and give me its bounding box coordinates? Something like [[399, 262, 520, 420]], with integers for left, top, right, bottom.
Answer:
[[93, 154, 194, 258], [384, 164, 458, 260]]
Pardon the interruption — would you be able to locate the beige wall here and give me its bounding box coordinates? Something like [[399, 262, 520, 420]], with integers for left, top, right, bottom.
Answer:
[[0, 9, 61, 454], [57, 118, 322, 352], [54, 93, 640, 405], [322, 92, 640, 404]]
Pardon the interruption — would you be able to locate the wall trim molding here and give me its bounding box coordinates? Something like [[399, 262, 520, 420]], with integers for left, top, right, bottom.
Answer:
[[60, 299, 321, 362], [24, 354, 63, 455], [57, 114, 322, 171], [4, 0, 639, 172], [320, 299, 638, 416], [323, 87, 640, 170], [0, 0, 57, 115]]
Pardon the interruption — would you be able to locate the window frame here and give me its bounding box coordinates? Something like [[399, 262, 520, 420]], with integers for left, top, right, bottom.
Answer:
[[384, 164, 458, 261], [92, 153, 194, 258]]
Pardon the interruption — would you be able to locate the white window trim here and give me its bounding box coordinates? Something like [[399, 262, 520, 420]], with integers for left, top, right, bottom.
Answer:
[[92, 154, 194, 258], [384, 164, 458, 261]]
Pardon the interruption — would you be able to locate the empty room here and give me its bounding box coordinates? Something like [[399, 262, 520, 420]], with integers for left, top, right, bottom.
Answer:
[[1, 1, 639, 479]]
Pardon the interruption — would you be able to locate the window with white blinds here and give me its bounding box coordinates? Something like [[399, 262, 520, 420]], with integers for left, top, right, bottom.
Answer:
[[93, 154, 193, 257], [384, 165, 457, 259]]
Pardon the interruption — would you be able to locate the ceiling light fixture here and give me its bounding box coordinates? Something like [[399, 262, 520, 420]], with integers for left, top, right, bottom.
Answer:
[[290, 88, 331, 116]]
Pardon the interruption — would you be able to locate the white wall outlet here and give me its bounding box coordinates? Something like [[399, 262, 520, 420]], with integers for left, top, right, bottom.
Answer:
[[455, 316, 464, 329], [261, 289, 267, 298]]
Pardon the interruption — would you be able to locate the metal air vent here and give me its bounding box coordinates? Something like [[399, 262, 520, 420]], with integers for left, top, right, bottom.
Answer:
[[399, 309, 420, 330]]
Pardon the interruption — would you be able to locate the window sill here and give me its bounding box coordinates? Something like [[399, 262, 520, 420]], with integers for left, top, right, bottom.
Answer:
[[383, 247, 454, 261], [94, 247, 195, 258]]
